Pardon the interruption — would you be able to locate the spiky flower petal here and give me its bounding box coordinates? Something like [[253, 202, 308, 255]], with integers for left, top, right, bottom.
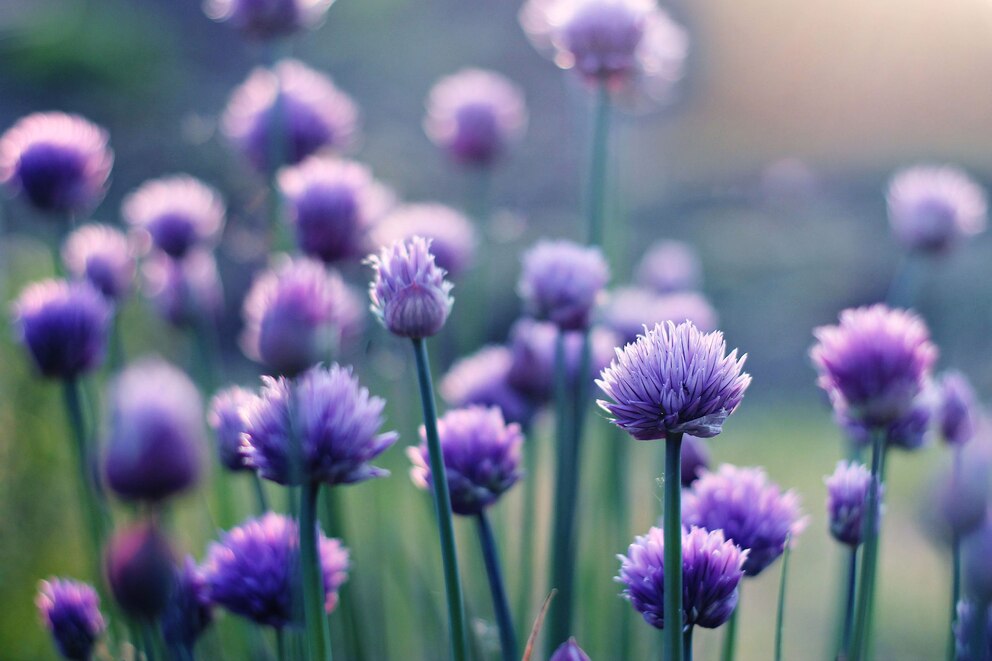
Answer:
[[36, 578, 106, 660], [367, 235, 453, 338]]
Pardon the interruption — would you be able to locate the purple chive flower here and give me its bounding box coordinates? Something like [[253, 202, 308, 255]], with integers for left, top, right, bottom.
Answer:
[[36, 578, 106, 661], [203, 513, 349, 628], [241, 256, 363, 376], [955, 601, 992, 661], [105, 523, 177, 620], [618, 526, 747, 630], [423, 68, 527, 168], [122, 175, 226, 259], [62, 223, 136, 301], [278, 156, 393, 263], [518, 240, 609, 331], [371, 203, 478, 278], [103, 358, 204, 502], [222, 59, 359, 172], [838, 389, 935, 452], [11, 279, 112, 379], [242, 364, 399, 486], [161, 557, 213, 653], [440, 346, 535, 427], [602, 287, 717, 344], [203, 0, 333, 40], [825, 461, 877, 547], [964, 516, 992, 603], [922, 441, 991, 543], [367, 236, 453, 339], [597, 321, 750, 440], [142, 249, 224, 328], [636, 240, 703, 294], [680, 435, 709, 487], [682, 464, 807, 576], [407, 406, 524, 515], [938, 371, 979, 446], [0, 112, 113, 214], [887, 166, 987, 254], [208, 386, 256, 472], [550, 638, 591, 661], [811, 305, 937, 428]]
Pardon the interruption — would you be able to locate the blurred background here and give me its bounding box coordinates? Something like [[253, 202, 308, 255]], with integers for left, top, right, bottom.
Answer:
[[2, 0, 991, 658]]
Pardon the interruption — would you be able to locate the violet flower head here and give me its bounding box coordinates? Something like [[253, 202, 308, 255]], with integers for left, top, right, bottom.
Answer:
[[204, 0, 333, 40], [242, 364, 399, 487], [440, 345, 535, 427], [550, 638, 591, 661], [104, 358, 204, 502], [0, 112, 112, 214], [636, 240, 703, 294], [241, 256, 362, 376], [825, 460, 877, 547], [938, 371, 979, 446], [105, 523, 177, 620], [597, 321, 751, 440], [203, 513, 348, 628], [811, 305, 937, 428], [122, 175, 226, 259], [921, 437, 992, 543], [618, 526, 747, 630], [372, 203, 478, 278], [208, 386, 256, 472], [682, 464, 807, 576], [62, 223, 136, 301], [367, 235, 453, 339], [602, 286, 717, 344], [36, 578, 106, 660], [278, 156, 393, 263], [142, 249, 224, 328], [887, 166, 987, 254], [955, 601, 992, 661], [222, 59, 359, 172], [838, 388, 935, 452], [518, 240, 609, 330], [161, 557, 213, 653], [424, 68, 527, 167], [680, 435, 709, 488], [408, 405, 524, 516]]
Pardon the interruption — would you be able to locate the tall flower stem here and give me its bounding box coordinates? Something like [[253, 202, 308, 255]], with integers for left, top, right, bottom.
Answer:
[[412, 337, 468, 661], [515, 430, 539, 639], [684, 626, 694, 661], [300, 481, 332, 661], [252, 473, 270, 513], [948, 449, 963, 661], [721, 591, 740, 661], [774, 537, 793, 661], [477, 511, 517, 661], [840, 548, 858, 658], [586, 84, 612, 247], [663, 431, 684, 661], [62, 378, 106, 575], [850, 428, 887, 661], [610, 428, 633, 659]]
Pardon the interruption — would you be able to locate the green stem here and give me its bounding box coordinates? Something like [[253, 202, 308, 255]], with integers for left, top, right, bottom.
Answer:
[[684, 626, 694, 661], [276, 628, 287, 661], [252, 473, 269, 514], [586, 84, 611, 247], [663, 432, 684, 661], [722, 592, 740, 661], [300, 482, 332, 661], [515, 431, 538, 639], [774, 537, 792, 661], [477, 511, 517, 661], [840, 547, 858, 659], [610, 428, 632, 660], [850, 428, 887, 661], [62, 378, 106, 575], [949, 450, 963, 661], [411, 338, 468, 661]]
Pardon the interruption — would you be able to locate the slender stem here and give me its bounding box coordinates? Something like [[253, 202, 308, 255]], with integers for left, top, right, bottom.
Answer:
[[971, 599, 991, 661], [62, 378, 106, 575], [721, 593, 740, 661], [850, 428, 887, 661], [663, 432, 684, 661], [515, 430, 538, 639], [300, 482, 332, 661], [684, 626, 694, 661], [774, 536, 793, 661], [610, 427, 632, 660], [141, 621, 158, 661], [586, 84, 612, 247], [411, 338, 468, 661], [252, 473, 270, 514], [276, 629, 287, 661], [477, 512, 517, 661], [949, 449, 963, 661], [840, 547, 859, 659]]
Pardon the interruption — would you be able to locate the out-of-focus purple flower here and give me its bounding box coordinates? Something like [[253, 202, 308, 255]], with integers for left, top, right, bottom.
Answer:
[[203, 513, 348, 628], [122, 175, 225, 259], [811, 305, 937, 428], [408, 406, 524, 515], [103, 358, 204, 501], [278, 156, 393, 263], [142, 249, 224, 328], [0, 112, 112, 214], [618, 526, 746, 630], [241, 256, 363, 376], [105, 523, 177, 620], [887, 166, 987, 254], [424, 68, 527, 167], [601, 286, 716, 344], [681, 435, 709, 488], [636, 240, 702, 294], [938, 371, 980, 446], [922, 441, 991, 544], [11, 279, 112, 379], [222, 59, 359, 172], [955, 601, 992, 661], [518, 240, 609, 330], [825, 461, 876, 547], [367, 236, 453, 339], [682, 464, 807, 576], [839, 389, 935, 452], [36, 578, 106, 660], [208, 386, 255, 472], [203, 0, 333, 40], [440, 346, 535, 427], [507, 318, 619, 402], [242, 364, 399, 486], [964, 516, 992, 603], [161, 557, 213, 653], [62, 223, 135, 301], [549, 638, 591, 661], [371, 203, 477, 278], [598, 321, 750, 440]]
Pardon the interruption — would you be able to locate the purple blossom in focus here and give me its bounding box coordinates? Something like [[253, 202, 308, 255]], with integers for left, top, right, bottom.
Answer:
[[955, 601, 992, 661], [62, 223, 136, 301], [11, 279, 112, 379], [440, 345, 536, 427], [617, 525, 746, 630], [682, 464, 807, 576], [887, 165, 987, 255], [549, 638, 591, 661], [367, 235, 453, 339], [36, 578, 106, 660], [825, 460, 877, 547], [408, 406, 524, 515], [208, 386, 256, 472], [122, 175, 226, 259], [161, 557, 213, 653], [424, 68, 527, 167], [0, 112, 112, 214], [938, 371, 980, 446], [518, 239, 609, 330], [371, 203, 478, 278], [105, 523, 177, 619], [601, 286, 717, 344], [204, 0, 333, 40], [142, 249, 224, 328], [680, 435, 709, 487], [636, 240, 702, 294]]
